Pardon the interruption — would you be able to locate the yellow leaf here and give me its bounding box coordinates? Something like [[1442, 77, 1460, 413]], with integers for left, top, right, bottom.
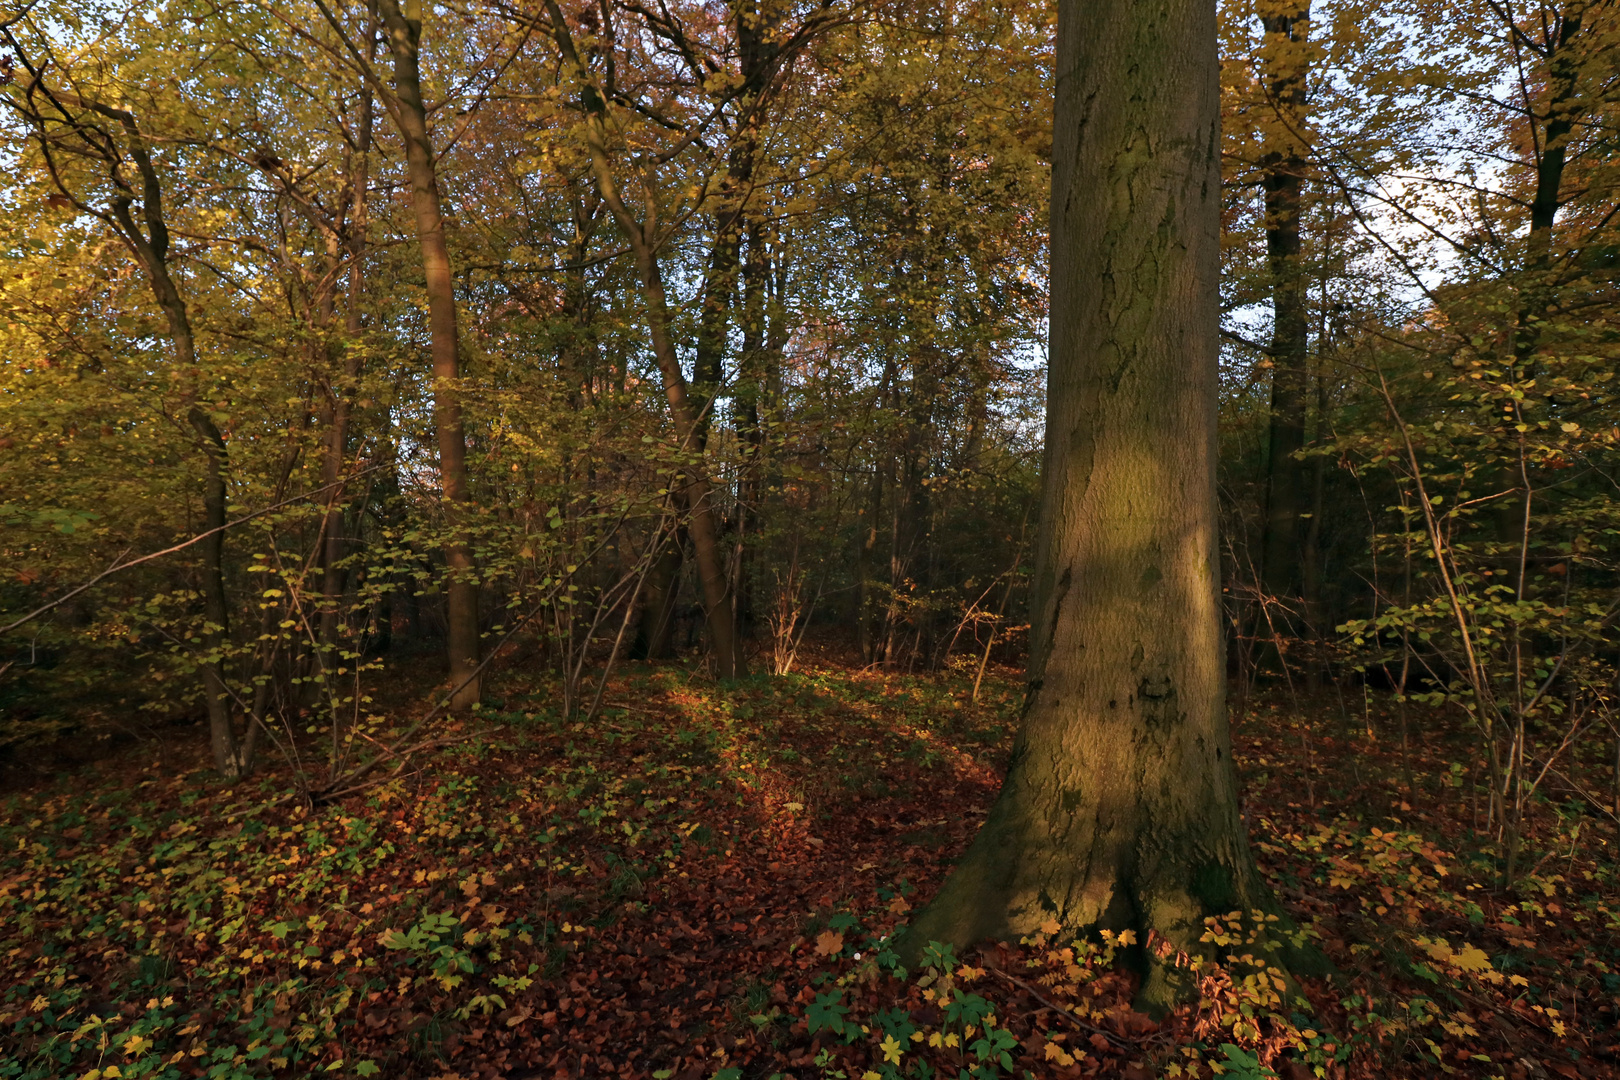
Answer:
[[880, 1034, 904, 1064], [1451, 945, 1492, 973], [1044, 1041, 1077, 1066]]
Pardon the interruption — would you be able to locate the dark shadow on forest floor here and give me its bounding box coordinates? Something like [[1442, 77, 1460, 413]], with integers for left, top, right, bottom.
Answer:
[[2, 648, 1617, 1079]]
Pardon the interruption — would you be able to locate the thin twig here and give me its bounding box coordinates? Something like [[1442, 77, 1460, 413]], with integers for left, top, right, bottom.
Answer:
[[1, 466, 390, 636], [986, 968, 1134, 1048]]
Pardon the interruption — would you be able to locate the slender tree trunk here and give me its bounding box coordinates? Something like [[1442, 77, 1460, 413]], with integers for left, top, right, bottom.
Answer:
[[558, 189, 602, 396], [900, 0, 1323, 1008], [1496, 5, 1582, 549], [963, 353, 990, 474], [1301, 362, 1328, 691], [896, 357, 937, 664], [546, 1, 742, 678], [170, 323, 235, 774], [733, 217, 770, 632], [857, 354, 898, 663], [190, 406, 238, 775], [379, 0, 480, 707], [1514, 2, 1581, 365], [96, 106, 242, 777], [691, 14, 772, 640], [693, 212, 741, 439], [632, 523, 683, 661], [12, 27, 259, 777], [882, 462, 907, 670], [856, 461, 885, 664], [634, 256, 743, 678], [319, 44, 376, 655], [1258, 1, 1311, 611]]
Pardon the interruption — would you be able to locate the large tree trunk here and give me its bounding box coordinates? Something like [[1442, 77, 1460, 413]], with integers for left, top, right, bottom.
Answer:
[[1257, 1, 1311, 611], [900, 0, 1320, 1010], [380, 0, 480, 708]]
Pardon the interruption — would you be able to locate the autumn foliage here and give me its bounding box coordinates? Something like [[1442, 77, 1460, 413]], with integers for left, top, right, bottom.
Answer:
[[4, 0, 1620, 1076], [4, 657, 1619, 1078]]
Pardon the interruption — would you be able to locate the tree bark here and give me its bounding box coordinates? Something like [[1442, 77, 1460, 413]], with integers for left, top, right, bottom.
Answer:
[[1257, 0, 1311, 610], [899, 0, 1321, 1010], [379, 0, 480, 707]]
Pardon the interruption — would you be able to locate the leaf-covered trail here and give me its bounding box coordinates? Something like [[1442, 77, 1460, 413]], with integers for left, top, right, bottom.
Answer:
[[3, 660, 1619, 1080]]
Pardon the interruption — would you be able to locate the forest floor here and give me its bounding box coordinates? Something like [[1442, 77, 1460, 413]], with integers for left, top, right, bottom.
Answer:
[[3, 645, 1619, 1080]]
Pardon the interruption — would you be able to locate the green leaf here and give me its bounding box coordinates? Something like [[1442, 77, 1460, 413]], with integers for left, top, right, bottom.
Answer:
[[805, 989, 848, 1035]]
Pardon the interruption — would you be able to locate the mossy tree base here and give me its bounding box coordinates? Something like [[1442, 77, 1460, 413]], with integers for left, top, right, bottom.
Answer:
[[894, 709, 1333, 1014]]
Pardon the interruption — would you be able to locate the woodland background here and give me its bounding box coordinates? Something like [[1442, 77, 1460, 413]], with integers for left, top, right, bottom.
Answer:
[[2, 0, 1620, 1077]]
